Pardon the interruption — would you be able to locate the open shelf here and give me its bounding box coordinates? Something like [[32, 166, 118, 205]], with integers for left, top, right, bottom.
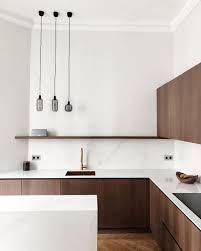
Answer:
[[15, 136, 167, 140]]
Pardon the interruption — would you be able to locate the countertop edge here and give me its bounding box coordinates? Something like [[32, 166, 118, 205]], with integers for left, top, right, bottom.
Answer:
[[0, 169, 201, 231]]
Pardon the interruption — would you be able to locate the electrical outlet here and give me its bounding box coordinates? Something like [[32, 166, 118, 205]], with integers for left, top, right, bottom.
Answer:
[[32, 155, 41, 161], [164, 155, 174, 161]]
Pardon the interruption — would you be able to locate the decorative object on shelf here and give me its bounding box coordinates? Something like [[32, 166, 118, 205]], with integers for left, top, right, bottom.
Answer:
[[36, 10, 45, 112], [23, 161, 30, 171], [52, 11, 59, 112], [176, 171, 198, 184], [65, 11, 73, 112], [31, 129, 48, 137]]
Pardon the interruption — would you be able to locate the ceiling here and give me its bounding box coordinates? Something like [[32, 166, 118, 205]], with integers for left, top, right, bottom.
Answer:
[[0, 0, 199, 31]]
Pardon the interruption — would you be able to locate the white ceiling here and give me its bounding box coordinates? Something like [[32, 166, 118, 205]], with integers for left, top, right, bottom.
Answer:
[[0, 0, 199, 31]]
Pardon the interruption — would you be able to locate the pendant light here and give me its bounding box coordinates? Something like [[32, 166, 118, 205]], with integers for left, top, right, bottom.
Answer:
[[52, 11, 59, 112], [65, 12, 73, 112], [36, 10, 44, 112]]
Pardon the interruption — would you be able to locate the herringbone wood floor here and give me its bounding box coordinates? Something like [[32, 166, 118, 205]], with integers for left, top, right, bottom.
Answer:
[[98, 233, 161, 251]]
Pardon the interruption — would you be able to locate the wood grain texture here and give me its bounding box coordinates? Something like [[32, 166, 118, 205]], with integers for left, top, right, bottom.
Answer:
[[0, 180, 21, 195], [150, 181, 163, 245], [163, 194, 201, 251], [157, 62, 201, 144], [61, 179, 149, 230], [161, 223, 181, 251], [61, 179, 100, 195], [22, 179, 60, 195], [98, 233, 161, 251], [157, 84, 170, 138], [100, 179, 149, 229], [150, 182, 201, 251], [190, 64, 201, 143]]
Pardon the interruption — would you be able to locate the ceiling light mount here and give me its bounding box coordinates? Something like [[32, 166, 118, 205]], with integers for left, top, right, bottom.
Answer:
[[53, 11, 59, 18], [67, 12, 73, 18], [38, 10, 44, 17]]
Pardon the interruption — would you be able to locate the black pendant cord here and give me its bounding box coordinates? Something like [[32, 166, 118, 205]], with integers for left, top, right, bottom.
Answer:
[[37, 11, 44, 111], [67, 15, 71, 102], [53, 15, 57, 97], [52, 11, 59, 112], [65, 11, 73, 112], [39, 14, 43, 97]]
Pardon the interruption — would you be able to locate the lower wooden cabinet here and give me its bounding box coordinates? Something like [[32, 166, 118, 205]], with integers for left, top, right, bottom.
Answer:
[[150, 181, 163, 245], [162, 223, 181, 251], [0, 178, 149, 230], [0, 180, 21, 195], [2, 176, 200, 249], [150, 181, 201, 251], [61, 179, 99, 195], [22, 179, 60, 195], [99, 179, 149, 229], [163, 194, 201, 251], [61, 178, 149, 230]]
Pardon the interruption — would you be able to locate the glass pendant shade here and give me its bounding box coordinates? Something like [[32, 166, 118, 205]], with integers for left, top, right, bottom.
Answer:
[[65, 101, 73, 112], [37, 10, 44, 112], [36, 95, 43, 111], [52, 96, 58, 112]]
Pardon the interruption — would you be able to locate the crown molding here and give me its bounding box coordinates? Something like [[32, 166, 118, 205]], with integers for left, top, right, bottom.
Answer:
[[0, 1, 200, 32], [0, 9, 172, 32], [0, 10, 33, 29], [33, 22, 171, 32], [170, 0, 200, 31]]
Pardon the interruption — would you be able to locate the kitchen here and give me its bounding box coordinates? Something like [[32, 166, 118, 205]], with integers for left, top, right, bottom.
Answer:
[[0, 0, 201, 250]]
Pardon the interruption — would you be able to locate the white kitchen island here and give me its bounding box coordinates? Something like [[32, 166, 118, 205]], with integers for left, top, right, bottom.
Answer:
[[0, 195, 97, 251]]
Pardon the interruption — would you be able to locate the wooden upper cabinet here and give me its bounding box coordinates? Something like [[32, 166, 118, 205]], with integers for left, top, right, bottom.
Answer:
[[157, 63, 201, 144], [157, 84, 170, 138], [190, 64, 201, 143], [0, 180, 21, 195], [22, 179, 60, 195]]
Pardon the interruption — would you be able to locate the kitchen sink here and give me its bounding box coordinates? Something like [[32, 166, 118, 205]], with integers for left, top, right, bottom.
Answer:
[[65, 170, 96, 176]]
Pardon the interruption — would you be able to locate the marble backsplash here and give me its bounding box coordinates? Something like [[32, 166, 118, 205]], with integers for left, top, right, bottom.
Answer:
[[28, 139, 175, 170]]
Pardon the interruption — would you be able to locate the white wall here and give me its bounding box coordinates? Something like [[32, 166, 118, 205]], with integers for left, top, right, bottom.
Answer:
[[174, 1, 201, 174], [29, 29, 174, 170], [174, 2, 201, 77], [0, 19, 31, 170]]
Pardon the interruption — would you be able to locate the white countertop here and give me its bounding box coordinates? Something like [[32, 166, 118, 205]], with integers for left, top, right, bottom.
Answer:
[[0, 168, 201, 230], [0, 195, 97, 212], [0, 168, 177, 179]]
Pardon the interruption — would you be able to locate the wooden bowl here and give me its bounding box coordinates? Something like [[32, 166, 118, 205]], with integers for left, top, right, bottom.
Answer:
[[176, 172, 198, 184]]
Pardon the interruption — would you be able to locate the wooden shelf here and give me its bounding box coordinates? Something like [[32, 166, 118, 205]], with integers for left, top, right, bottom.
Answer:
[[15, 136, 167, 140]]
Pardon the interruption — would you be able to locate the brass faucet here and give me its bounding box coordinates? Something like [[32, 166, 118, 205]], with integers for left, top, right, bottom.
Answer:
[[81, 148, 87, 170]]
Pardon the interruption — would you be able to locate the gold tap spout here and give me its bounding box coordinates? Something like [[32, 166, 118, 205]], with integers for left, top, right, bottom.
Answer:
[[81, 147, 84, 170], [80, 148, 87, 170]]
